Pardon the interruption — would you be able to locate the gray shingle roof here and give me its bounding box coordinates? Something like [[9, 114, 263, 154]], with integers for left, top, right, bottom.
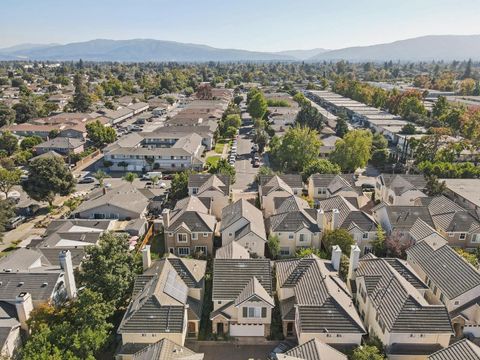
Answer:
[[221, 199, 266, 240], [406, 237, 480, 299], [166, 196, 216, 233], [131, 338, 203, 360], [384, 206, 434, 229], [0, 272, 62, 302], [268, 196, 319, 233], [309, 174, 355, 189], [212, 259, 272, 300], [281, 338, 347, 360], [259, 174, 304, 189], [428, 339, 480, 360], [188, 174, 230, 195], [380, 174, 427, 195]]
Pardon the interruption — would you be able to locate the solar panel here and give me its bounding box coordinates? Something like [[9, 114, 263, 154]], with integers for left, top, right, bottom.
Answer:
[[164, 270, 188, 304]]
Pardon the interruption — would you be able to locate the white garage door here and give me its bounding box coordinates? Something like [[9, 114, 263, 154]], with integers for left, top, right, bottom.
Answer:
[[230, 324, 264, 337]]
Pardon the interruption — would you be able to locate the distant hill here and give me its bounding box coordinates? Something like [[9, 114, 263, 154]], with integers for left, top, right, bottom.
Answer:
[[0, 43, 59, 54], [308, 35, 480, 62], [273, 48, 329, 60], [0, 39, 295, 62]]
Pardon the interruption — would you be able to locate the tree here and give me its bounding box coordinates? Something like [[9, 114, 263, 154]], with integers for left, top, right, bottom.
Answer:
[[293, 92, 309, 106], [400, 123, 416, 135], [117, 161, 129, 172], [455, 248, 479, 268], [0, 131, 18, 155], [12, 101, 38, 123], [432, 96, 449, 119], [170, 171, 191, 201], [370, 149, 388, 168], [330, 130, 373, 172], [296, 247, 325, 259], [209, 158, 236, 182], [351, 345, 386, 360], [372, 225, 386, 256], [335, 113, 349, 138], [20, 135, 43, 150], [86, 120, 117, 147], [0, 168, 21, 198], [22, 157, 76, 206], [268, 234, 280, 259], [78, 233, 141, 308], [72, 73, 91, 112], [48, 129, 60, 139], [0, 200, 14, 242], [322, 229, 355, 256], [302, 159, 341, 181], [122, 172, 137, 183], [269, 126, 321, 173], [295, 103, 323, 130], [0, 102, 15, 127], [233, 95, 243, 105], [425, 175, 446, 196], [247, 92, 267, 120], [371, 133, 388, 151], [92, 169, 109, 187]]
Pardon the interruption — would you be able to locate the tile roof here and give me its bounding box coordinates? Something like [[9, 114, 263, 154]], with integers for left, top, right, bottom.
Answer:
[[234, 276, 274, 307], [259, 174, 304, 189], [221, 199, 266, 240], [279, 339, 347, 360], [428, 339, 480, 360], [212, 259, 272, 300], [407, 237, 480, 299], [131, 338, 203, 360], [380, 174, 427, 195], [309, 174, 355, 190], [215, 242, 250, 259], [268, 196, 319, 233], [188, 174, 230, 195], [383, 205, 434, 229], [167, 196, 216, 233]]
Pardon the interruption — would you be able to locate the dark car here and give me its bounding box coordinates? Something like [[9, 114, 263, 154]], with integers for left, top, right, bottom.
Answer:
[[162, 174, 174, 180], [361, 183, 375, 191], [268, 342, 294, 360]]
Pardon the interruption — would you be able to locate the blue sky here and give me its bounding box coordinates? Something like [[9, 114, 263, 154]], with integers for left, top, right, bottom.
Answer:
[[2, 0, 480, 51]]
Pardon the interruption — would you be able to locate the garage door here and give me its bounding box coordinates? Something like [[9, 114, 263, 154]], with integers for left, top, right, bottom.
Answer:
[[230, 324, 264, 337]]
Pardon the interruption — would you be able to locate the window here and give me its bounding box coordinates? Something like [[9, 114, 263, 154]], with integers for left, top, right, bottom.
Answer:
[[243, 307, 265, 318], [459, 233, 466, 240], [288, 233, 294, 240], [472, 234, 480, 243], [203, 233, 208, 237], [362, 233, 369, 239], [280, 248, 290, 256], [195, 246, 207, 255], [178, 247, 190, 256], [168, 248, 175, 254], [177, 234, 187, 243], [168, 232, 173, 237], [299, 234, 306, 242], [192, 187, 198, 195], [317, 187, 327, 195], [191, 233, 198, 240]]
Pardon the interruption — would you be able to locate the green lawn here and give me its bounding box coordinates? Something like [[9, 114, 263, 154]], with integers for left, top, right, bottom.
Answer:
[[214, 141, 226, 154], [206, 155, 220, 168]]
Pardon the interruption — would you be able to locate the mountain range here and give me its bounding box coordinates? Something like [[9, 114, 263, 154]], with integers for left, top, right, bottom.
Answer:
[[0, 35, 479, 62]]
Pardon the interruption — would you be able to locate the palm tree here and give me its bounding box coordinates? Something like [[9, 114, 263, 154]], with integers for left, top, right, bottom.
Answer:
[[122, 172, 137, 183], [150, 175, 160, 188], [92, 169, 110, 187]]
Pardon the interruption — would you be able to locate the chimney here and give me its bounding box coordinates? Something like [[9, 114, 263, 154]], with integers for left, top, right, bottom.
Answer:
[[59, 250, 77, 299], [15, 292, 33, 331], [317, 209, 325, 230], [162, 208, 170, 229], [142, 245, 151, 271], [331, 245, 342, 272], [332, 209, 340, 229], [348, 245, 361, 281]]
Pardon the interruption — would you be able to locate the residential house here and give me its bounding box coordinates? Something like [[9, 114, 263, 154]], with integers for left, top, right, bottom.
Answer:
[[258, 175, 303, 217], [73, 183, 150, 221], [375, 174, 428, 205], [318, 196, 378, 254], [117, 253, 206, 359], [33, 137, 85, 155], [406, 232, 480, 338], [307, 174, 367, 208], [349, 248, 453, 359], [210, 259, 273, 337], [441, 179, 480, 219], [188, 174, 230, 220], [318, 135, 341, 159], [276, 253, 365, 347], [163, 197, 216, 257], [266, 196, 321, 257], [428, 339, 480, 360], [143, 125, 216, 151], [124, 338, 204, 360], [277, 338, 348, 360], [0, 303, 21, 359], [416, 196, 480, 249], [220, 199, 267, 257], [215, 242, 250, 259]]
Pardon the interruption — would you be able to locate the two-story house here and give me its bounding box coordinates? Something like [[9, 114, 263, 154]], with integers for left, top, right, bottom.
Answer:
[[258, 175, 304, 217], [375, 174, 428, 205], [277, 338, 348, 360], [188, 174, 230, 220], [307, 174, 367, 208], [163, 196, 216, 257], [210, 259, 273, 337], [220, 199, 267, 257]]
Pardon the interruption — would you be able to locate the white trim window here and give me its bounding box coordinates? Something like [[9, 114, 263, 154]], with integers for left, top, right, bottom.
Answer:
[[195, 246, 207, 255], [362, 233, 369, 239], [459, 233, 466, 240], [288, 233, 294, 240], [177, 233, 188, 243], [191, 233, 198, 240], [299, 234, 306, 242], [203, 233, 208, 237], [472, 234, 480, 244], [280, 247, 290, 256], [178, 247, 190, 256]]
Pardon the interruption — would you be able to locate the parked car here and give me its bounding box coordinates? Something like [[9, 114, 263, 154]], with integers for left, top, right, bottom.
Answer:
[[253, 160, 260, 168], [268, 342, 294, 360], [361, 183, 375, 191], [78, 176, 95, 184], [6, 216, 26, 230], [162, 174, 174, 180]]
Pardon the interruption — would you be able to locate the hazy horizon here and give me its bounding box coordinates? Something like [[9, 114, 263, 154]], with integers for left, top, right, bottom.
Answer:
[[2, 0, 480, 52]]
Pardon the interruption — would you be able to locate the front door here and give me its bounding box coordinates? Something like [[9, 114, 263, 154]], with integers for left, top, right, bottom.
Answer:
[[188, 322, 196, 337], [217, 322, 224, 335]]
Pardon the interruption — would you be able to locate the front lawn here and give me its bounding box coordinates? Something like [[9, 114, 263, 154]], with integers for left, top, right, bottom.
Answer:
[[214, 141, 226, 154], [206, 155, 220, 168]]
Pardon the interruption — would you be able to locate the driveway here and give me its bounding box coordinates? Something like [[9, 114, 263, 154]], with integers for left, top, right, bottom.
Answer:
[[186, 341, 277, 360], [232, 120, 259, 192]]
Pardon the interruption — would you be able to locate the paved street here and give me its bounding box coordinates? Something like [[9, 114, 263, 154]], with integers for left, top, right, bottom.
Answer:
[[186, 341, 278, 360], [232, 114, 259, 192]]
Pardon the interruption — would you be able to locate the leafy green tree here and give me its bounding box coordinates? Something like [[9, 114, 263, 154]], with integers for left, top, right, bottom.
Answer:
[[370, 149, 388, 168], [0, 168, 21, 199], [371, 133, 388, 150], [432, 96, 449, 119], [335, 112, 349, 138], [322, 229, 355, 257], [0, 131, 19, 155], [296, 247, 326, 259], [425, 175, 446, 196], [455, 248, 479, 268], [223, 114, 241, 129], [293, 92, 309, 106], [233, 95, 243, 105], [122, 172, 137, 183], [372, 225, 386, 256], [0, 200, 14, 242], [117, 161, 129, 172], [295, 103, 323, 130], [170, 171, 191, 201], [22, 157, 76, 206], [302, 159, 341, 181], [20, 135, 43, 150], [48, 129, 60, 139], [0, 102, 15, 127], [12, 149, 33, 166], [247, 92, 267, 120], [92, 170, 109, 187], [351, 345, 386, 360], [209, 158, 236, 182], [86, 120, 116, 147], [330, 130, 373, 172], [78, 233, 141, 308], [12, 101, 38, 124], [400, 123, 416, 135], [268, 234, 280, 259], [72, 73, 91, 112]]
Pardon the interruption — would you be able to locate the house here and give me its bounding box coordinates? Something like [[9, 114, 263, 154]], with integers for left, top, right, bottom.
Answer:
[[215, 241, 250, 259], [220, 199, 267, 257], [104, 133, 205, 172], [276, 253, 365, 347], [319, 135, 341, 158], [258, 175, 303, 217], [416, 196, 480, 249], [117, 253, 206, 359], [277, 338, 348, 360], [307, 174, 367, 208], [143, 125, 216, 151], [73, 184, 150, 221], [210, 259, 273, 337], [406, 232, 480, 338], [0, 303, 21, 359], [34, 137, 85, 155], [375, 174, 428, 205], [266, 196, 321, 257], [318, 196, 378, 254], [441, 179, 480, 219], [349, 248, 453, 359], [163, 197, 216, 257], [123, 338, 204, 360], [428, 339, 480, 360], [187, 174, 230, 219]]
